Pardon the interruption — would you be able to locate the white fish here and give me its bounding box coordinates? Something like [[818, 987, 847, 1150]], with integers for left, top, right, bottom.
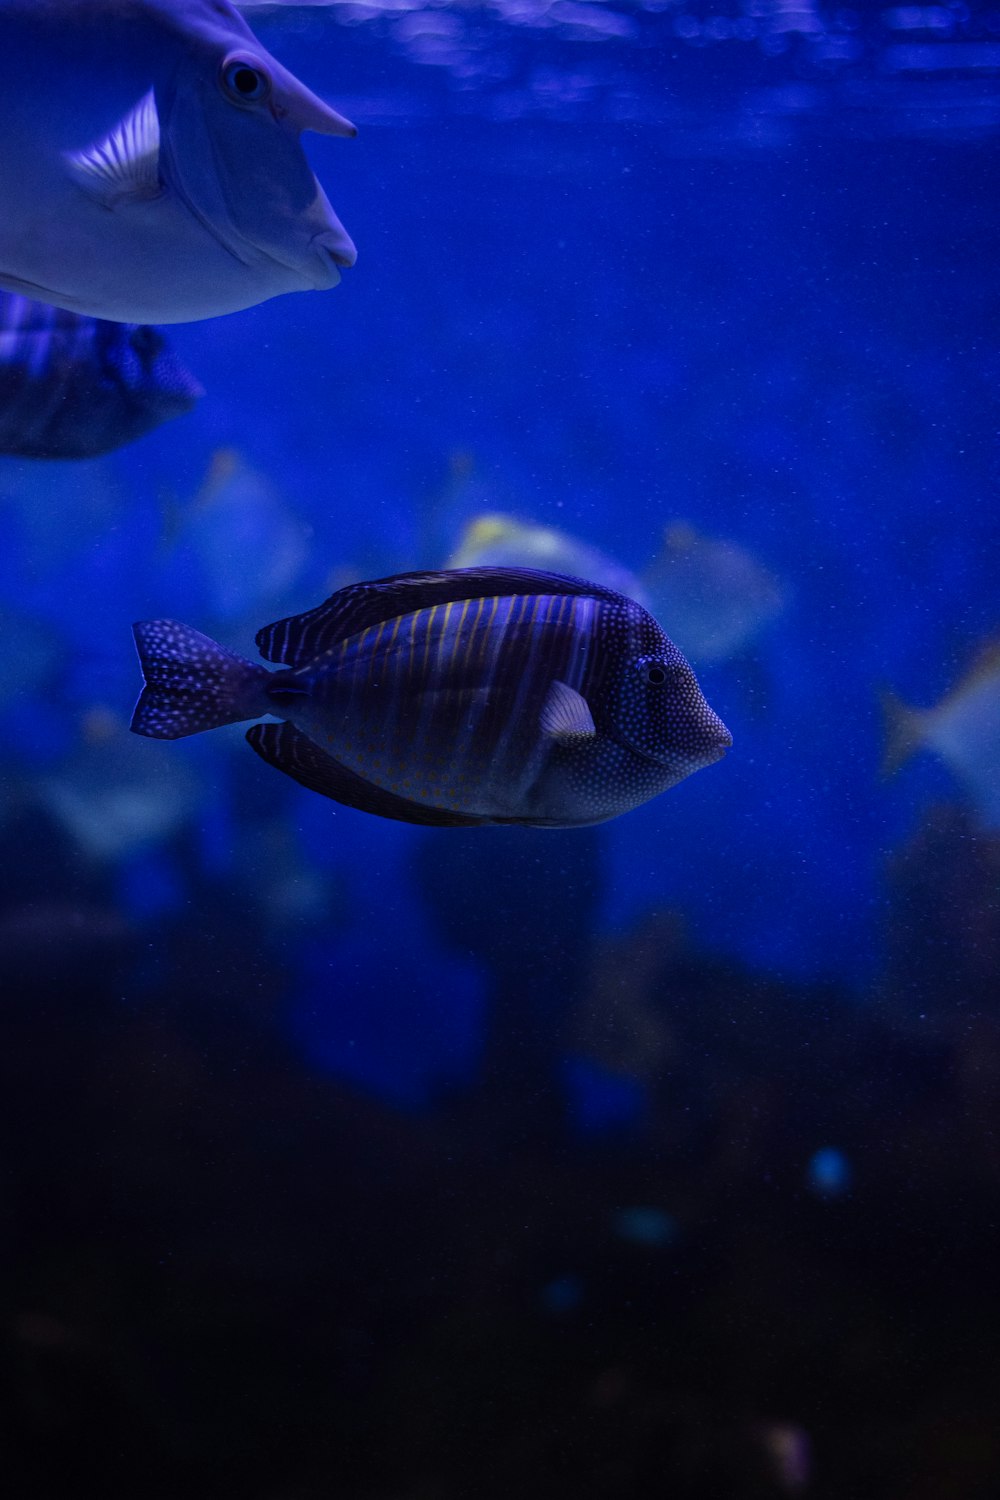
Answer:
[[164, 448, 311, 621], [642, 522, 786, 664], [882, 642, 1000, 828], [446, 514, 650, 607], [0, 0, 357, 323], [40, 709, 204, 861]]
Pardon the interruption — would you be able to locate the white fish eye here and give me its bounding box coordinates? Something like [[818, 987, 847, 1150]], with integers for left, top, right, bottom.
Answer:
[[220, 56, 272, 105], [641, 662, 668, 686]]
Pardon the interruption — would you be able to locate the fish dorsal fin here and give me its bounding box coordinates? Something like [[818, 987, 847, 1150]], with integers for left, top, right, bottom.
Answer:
[[256, 566, 623, 666], [65, 90, 162, 206], [540, 680, 596, 742], [246, 722, 485, 826]]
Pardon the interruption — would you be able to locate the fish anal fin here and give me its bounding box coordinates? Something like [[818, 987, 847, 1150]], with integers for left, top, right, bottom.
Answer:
[[65, 90, 162, 206], [256, 565, 622, 666], [540, 679, 596, 742], [246, 722, 485, 827]]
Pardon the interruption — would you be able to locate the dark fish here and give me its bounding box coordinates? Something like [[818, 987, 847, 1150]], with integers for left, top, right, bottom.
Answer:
[[0, 292, 202, 458], [129, 568, 732, 828]]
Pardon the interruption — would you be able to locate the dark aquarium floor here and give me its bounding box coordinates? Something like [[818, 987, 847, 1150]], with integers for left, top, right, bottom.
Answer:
[[1, 804, 999, 1499]]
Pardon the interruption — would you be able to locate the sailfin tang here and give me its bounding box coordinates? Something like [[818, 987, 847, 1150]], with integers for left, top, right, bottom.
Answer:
[[65, 91, 162, 206], [540, 680, 596, 741], [257, 566, 623, 666], [246, 722, 485, 826], [131, 621, 269, 740]]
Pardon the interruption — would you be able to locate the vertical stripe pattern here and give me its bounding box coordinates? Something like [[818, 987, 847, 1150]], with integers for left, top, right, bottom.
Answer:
[[287, 590, 612, 816]]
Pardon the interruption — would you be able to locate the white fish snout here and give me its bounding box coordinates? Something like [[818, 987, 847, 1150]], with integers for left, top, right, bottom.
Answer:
[[310, 229, 357, 289], [316, 230, 357, 270]]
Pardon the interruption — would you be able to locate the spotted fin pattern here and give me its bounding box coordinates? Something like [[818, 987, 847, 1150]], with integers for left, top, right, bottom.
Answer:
[[131, 620, 268, 740]]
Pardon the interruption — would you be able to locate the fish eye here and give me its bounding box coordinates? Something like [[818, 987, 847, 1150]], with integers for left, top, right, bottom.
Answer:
[[220, 56, 272, 105], [642, 663, 667, 686]]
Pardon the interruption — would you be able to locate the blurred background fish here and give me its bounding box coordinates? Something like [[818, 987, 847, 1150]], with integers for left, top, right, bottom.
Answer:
[[446, 514, 650, 607], [641, 522, 787, 664], [882, 640, 1000, 828], [39, 709, 204, 864], [160, 449, 312, 624], [0, 292, 203, 459]]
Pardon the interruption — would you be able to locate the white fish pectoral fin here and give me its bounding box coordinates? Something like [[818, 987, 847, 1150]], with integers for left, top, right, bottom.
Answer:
[[540, 680, 596, 742], [64, 90, 162, 206]]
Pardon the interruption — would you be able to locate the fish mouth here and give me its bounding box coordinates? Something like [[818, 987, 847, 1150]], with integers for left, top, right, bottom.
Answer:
[[164, 159, 357, 292], [310, 230, 358, 288], [708, 724, 734, 763], [617, 720, 733, 769]]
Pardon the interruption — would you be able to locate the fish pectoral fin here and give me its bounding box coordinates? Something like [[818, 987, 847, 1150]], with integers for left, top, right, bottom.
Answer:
[[246, 722, 486, 827], [64, 90, 162, 206], [540, 680, 596, 742]]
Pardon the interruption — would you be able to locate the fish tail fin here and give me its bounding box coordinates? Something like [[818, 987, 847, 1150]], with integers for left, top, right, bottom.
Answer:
[[879, 687, 925, 777], [131, 620, 270, 740]]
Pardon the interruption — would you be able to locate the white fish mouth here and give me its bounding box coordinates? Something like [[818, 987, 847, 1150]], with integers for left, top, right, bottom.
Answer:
[[310, 232, 357, 288], [162, 150, 356, 293], [311, 244, 341, 289]]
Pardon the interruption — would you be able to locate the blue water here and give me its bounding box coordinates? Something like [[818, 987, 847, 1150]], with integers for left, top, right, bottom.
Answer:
[[2, 5, 999, 1495]]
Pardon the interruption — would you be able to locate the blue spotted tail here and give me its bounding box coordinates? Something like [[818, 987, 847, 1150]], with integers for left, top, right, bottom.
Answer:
[[131, 620, 270, 740]]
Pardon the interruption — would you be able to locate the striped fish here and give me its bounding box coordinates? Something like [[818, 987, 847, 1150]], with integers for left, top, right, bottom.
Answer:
[[129, 567, 732, 828], [0, 291, 202, 458]]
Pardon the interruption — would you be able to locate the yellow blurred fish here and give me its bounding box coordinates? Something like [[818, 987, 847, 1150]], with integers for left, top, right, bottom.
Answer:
[[447, 514, 649, 607], [882, 641, 1000, 828]]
